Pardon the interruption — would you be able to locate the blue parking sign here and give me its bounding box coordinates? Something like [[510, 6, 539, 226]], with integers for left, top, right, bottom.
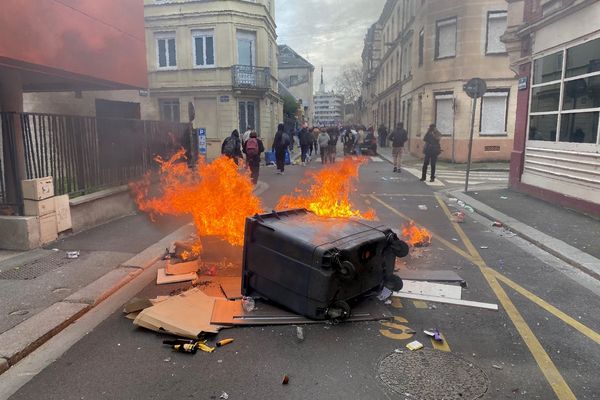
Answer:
[[198, 128, 207, 155]]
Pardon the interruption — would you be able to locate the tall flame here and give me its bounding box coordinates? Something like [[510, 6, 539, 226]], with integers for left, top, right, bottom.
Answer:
[[276, 158, 375, 219], [130, 149, 262, 246], [401, 221, 432, 247]]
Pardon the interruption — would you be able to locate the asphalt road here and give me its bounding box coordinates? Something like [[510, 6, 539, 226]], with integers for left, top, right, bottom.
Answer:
[[6, 154, 600, 400]]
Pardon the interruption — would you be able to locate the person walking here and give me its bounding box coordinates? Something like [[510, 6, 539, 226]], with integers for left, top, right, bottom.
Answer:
[[242, 126, 253, 145], [421, 124, 442, 182], [328, 128, 339, 163], [221, 129, 243, 165], [355, 127, 365, 156], [388, 122, 408, 173], [378, 124, 388, 148], [299, 125, 312, 165], [317, 128, 330, 164], [272, 123, 290, 174], [242, 131, 265, 185], [310, 127, 319, 161]]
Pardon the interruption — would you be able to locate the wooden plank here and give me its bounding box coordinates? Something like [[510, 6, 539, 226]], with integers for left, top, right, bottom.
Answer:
[[393, 292, 498, 311], [397, 280, 462, 300]]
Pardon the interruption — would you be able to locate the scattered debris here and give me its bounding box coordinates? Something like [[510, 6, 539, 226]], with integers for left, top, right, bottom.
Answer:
[[401, 221, 432, 247], [66, 251, 80, 259], [216, 338, 234, 347], [448, 198, 458, 203], [492, 221, 503, 227], [480, 246, 489, 250], [123, 298, 153, 314], [463, 205, 475, 213], [220, 392, 229, 399], [393, 292, 498, 311], [492, 364, 504, 370], [397, 280, 462, 300], [282, 375, 290, 385], [296, 326, 305, 341], [166, 259, 199, 276], [500, 196, 508, 200], [406, 340, 424, 351], [423, 329, 443, 342], [394, 349, 404, 353], [418, 205, 428, 211], [396, 270, 466, 288], [241, 296, 256, 312], [451, 211, 465, 223], [377, 287, 393, 301], [156, 268, 197, 285]]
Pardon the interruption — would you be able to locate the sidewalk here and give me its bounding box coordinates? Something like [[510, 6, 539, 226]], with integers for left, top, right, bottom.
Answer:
[[0, 182, 268, 374], [376, 147, 600, 279]]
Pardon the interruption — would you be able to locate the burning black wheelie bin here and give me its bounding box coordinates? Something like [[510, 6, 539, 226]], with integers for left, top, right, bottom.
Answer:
[[241, 209, 409, 320]]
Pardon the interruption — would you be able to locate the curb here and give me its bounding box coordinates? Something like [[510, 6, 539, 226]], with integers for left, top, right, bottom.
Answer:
[[449, 190, 600, 280], [0, 223, 194, 376]]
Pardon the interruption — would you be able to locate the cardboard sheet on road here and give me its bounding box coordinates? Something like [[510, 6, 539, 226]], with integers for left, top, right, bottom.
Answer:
[[398, 279, 462, 299], [134, 288, 224, 338], [395, 269, 466, 286], [211, 297, 393, 326], [156, 268, 197, 285], [196, 276, 243, 300]]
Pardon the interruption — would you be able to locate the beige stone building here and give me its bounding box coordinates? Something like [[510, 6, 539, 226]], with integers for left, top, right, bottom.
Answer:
[[24, 0, 282, 159], [361, 0, 519, 162], [278, 45, 315, 125]]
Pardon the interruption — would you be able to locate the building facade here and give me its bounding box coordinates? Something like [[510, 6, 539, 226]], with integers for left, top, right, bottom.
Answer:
[[361, 0, 518, 162], [503, 0, 600, 213], [24, 0, 283, 159], [313, 69, 344, 126], [278, 45, 315, 125]]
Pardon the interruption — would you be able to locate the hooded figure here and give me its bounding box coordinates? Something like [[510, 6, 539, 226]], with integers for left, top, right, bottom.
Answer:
[[243, 131, 265, 184], [222, 129, 243, 165], [271, 123, 289, 174]]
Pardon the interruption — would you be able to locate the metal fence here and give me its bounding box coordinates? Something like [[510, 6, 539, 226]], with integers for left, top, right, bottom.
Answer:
[[0, 112, 188, 213]]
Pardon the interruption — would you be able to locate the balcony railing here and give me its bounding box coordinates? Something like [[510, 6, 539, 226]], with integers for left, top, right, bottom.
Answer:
[[232, 65, 271, 91]]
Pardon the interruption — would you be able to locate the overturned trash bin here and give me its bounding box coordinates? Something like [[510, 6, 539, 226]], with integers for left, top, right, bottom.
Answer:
[[241, 209, 409, 320]]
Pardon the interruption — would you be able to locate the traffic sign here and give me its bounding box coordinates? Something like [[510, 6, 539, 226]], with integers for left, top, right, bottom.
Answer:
[[463, 78, 487, 99], [198, 128, 207, 156]]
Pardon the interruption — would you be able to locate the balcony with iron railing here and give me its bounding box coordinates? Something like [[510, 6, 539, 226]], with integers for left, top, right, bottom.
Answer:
[[232, 65, 271, 91]]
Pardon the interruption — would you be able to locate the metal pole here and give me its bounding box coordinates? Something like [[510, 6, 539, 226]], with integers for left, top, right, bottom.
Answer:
[[465, 97, 477, 192]]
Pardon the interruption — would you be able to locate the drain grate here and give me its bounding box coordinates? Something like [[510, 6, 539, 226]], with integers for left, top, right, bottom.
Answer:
[[378, 349, 488, 399], [0, 252, 80, 280]]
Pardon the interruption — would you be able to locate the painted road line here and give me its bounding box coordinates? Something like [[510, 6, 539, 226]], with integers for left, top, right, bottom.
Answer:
[[435, 194, 577, 400], [412, 300, 428, 309], [380, 316, 415, 340], [431, 333, 452, 352], [491, 270, 600, 346]]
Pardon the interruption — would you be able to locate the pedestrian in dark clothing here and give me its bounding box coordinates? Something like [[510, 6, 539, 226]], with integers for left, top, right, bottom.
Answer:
[[221, 129, 243, 165], [378, 125, 388, 148], [272, 123, 290, 174], [421, 124, 442, 182], [388, 122, 408, 172], [328, 128, 339, 163], [299, 126, 312, 165], [243, 131, 265, 185]]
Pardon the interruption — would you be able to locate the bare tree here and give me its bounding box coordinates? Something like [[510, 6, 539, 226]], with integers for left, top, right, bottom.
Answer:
[[334, 63, 363, 104]]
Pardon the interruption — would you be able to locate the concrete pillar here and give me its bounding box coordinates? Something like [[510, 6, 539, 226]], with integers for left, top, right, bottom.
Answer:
[[0, 69, 26, 206]]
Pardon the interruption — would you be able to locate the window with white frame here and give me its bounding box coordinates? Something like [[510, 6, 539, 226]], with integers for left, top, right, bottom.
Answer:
[[156, 33, 176, 69], [486, 11, 507, 54], [480, 90, 509, 135], [159, 99, 180, 122], [529, 37, 600, 144], [435, 17, 457, 59], [192, 30, 215, 68], [435, 93, 454, 136]]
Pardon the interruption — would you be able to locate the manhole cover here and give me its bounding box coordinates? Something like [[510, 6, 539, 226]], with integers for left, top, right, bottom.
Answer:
[[378, 349, 488, 399], [0, 252, 80, 280]]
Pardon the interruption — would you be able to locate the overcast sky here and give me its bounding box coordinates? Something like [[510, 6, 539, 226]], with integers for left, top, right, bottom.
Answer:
[[276, 0, 386, 92]]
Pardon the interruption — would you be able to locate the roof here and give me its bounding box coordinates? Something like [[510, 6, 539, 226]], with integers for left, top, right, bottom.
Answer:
[[278, 44, 315, 71]]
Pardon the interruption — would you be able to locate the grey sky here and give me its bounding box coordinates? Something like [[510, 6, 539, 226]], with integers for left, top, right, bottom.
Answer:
[[276, 0, 386, 92]]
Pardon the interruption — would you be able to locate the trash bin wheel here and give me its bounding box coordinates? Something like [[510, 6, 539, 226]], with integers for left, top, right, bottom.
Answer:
[[337, 261, 357, 281], [326, 300, 351, 321]]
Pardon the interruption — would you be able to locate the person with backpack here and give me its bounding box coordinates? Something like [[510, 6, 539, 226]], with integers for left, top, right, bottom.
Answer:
[[299, 125, 312, 165], [221, 129, 243, 165], [388, 122, 409, 172], [317, 128, 331, 164], [272, 123, 290, 174], [242, 130, 265, 185], [421, 124, 442, 182]]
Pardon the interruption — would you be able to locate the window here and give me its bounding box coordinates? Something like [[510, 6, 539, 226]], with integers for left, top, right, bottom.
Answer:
[[528, 37, 600, 144], [435, 17, 457, 59], [159, 99, 180, 122], [435, 93, 454, 136], [192, 30, 215, 68], [418, 29, 424, 66], [486, 11, 507, 54], [480, 90, 509, 135], [156, 33, 176, 69]]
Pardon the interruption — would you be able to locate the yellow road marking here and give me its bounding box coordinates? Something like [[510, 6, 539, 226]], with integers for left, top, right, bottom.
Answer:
[[431, 333, 452, 352], [491, 270, 600, 346], [380, 316, 415, 340], [412, 300, 428, 309], [434, 194, 577, 400], [391, 297, 403, 308]]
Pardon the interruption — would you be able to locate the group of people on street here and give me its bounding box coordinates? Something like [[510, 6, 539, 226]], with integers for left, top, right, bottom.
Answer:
[[220, 119, 443, 186]]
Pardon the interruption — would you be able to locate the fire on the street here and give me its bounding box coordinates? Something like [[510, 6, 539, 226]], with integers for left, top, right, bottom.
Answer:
[[276, 157, 375, 220], [130, 149, 263, 247], [401, 220, 432, 247]]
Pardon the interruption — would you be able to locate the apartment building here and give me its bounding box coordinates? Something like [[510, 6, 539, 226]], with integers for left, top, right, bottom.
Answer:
[[313, 69, 344, 126], [503, 0, 600, 212], [361, 0, 518, 162], [24, 0, 282, 159], [278, 45, 315, 125]]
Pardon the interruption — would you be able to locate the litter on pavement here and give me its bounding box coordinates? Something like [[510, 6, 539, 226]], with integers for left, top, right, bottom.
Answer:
[[406, 340, 424, 351]]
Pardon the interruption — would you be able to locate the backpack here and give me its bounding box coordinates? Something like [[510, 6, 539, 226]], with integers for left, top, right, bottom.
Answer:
[[223, 137, 236, 156], [281, 132, 291, 148], [399, 129, 408, 144], [246, 138, 259, 157]]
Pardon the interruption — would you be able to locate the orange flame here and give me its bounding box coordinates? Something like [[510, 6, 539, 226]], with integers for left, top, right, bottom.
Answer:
[[276, 158, 375, 219], [130, 149, 262, 246], [401, 221, 432, 247]]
